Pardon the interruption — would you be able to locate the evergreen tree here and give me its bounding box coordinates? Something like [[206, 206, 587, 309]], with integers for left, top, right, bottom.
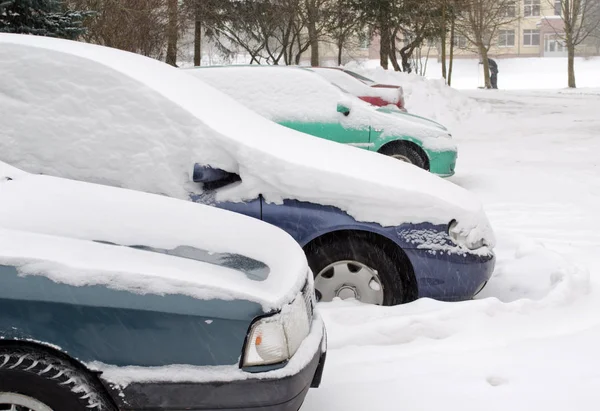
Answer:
[[0, 0, 89, 39]]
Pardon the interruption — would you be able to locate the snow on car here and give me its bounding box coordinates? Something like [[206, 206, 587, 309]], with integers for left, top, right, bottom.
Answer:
[[0, 160, 325, 411], [305, 67, 407, 111], [186, 65, 458, 176], [0, 34, 494, 307]]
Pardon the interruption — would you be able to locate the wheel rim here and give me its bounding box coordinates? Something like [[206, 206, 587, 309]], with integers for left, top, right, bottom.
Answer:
[[391, 154, 412, 164], [0, 393, 54, 411], [315, 260, 384, 305]]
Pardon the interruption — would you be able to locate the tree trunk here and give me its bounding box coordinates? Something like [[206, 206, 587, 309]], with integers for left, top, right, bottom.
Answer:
[[448, 17, 455, 86], [193, 4, 202, 67], [389, 31, 401, 71], [337, 40, 343, 66], [479, 45, 490, 88], [441, 4, 447, 81], [306, 0, 319, 66], [165, 0, 178, 67], [309, 28, 319, 66], [567, 41, 576, 88], [379, 26, 390, 69]]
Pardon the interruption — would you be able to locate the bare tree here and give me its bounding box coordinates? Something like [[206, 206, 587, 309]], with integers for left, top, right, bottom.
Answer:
[[391, 0, 444, 73], [456, 0, 518, 88], [547, 0, 600, 87], [350, 0, 400, 69], [323, 0, 364, 65], [203, 0, 318, 65], [165, 0, 178, 66], [68, 0, 169, 58], [437, 0, 465, 84]]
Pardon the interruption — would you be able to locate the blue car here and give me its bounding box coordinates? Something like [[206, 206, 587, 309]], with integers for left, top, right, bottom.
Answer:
[[0, 35, 496, 308], [193, 165, 495, 306], [0, 161, 325, 411]]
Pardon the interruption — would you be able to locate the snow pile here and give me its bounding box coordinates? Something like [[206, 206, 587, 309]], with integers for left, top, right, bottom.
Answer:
[[344, 62, 490, 128], [0, 165, 308, 310], [0, 35, 491, 244], [318, 232, 589, 351], [301, 88, 600, 411]]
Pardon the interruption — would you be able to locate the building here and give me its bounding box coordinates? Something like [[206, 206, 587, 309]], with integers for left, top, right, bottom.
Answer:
[[306, 0, 598, 66]]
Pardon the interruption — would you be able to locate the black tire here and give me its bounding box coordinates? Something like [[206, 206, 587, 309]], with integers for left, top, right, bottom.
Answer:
[[379, 142, 428, 170], [0, 345, 116, 411], [306, 235, 413, 306]]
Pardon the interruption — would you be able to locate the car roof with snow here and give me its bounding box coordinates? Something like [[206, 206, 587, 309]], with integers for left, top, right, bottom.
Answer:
[[305, 67, 400, 102], [0, 161, 308, 311], [0, 34, 492, 243]]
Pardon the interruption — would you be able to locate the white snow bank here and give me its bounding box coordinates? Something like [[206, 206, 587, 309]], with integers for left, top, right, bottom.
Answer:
[[344, 62, 490, 128], [0, 35, 490, 244], [0, 167, 308, 310], [88, 313, 324, 388], [318, 231, 589, 351]]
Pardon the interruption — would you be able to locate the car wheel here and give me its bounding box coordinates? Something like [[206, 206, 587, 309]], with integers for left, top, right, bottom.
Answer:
[[0, 346, 115, 411], [306, 235, 411, 306], [379, 142, 427, 170]]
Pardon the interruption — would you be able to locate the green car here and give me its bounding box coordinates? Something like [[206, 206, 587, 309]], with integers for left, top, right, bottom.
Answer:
[[186, 66, 457, 177]]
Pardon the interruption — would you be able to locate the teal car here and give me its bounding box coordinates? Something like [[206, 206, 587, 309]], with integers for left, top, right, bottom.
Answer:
[[186, 66, 457, 177], [0, 160, 325, 411]]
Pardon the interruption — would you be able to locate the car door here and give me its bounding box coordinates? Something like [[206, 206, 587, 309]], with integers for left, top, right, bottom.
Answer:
[[276, 75, 370, 146], [278, 120, 370, 146]]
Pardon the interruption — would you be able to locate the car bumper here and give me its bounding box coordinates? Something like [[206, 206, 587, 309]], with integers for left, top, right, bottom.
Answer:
[[404, 248, 496, 301], [426, 148, 457, 177], [102, 315, 326, 411]]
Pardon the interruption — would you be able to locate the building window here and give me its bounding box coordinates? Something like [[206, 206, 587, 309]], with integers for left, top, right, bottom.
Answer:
[[358, 30, 370, 49], [554, 0, 562, 15], [503, 3, 517, 17], [544, 34, 566, 53], [524, 0, 540, 16], [498, 30, 515, 47], [452, 35, 468, 49], [523, 29, 540, 46]]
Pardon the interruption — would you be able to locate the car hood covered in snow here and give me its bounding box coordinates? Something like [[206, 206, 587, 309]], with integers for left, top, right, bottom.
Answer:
[[0, 35, 494, 247], [0, 162, 308, 311]]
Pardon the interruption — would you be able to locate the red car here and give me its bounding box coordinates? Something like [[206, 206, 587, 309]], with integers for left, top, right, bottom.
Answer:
[[306, 67, 406, 112]]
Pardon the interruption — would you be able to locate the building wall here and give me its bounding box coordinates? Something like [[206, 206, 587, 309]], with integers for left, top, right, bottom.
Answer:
[[300, 0, 597, 65]]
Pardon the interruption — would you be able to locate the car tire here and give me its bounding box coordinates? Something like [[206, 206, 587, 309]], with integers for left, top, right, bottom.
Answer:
[[0, 345, 115, 411], [379, 142, 427, 170], [306, 235, 412, 306]]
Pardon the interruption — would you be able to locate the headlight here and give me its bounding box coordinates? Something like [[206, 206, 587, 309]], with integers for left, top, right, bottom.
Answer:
[[242, 291, 312, 367], [448, 220, 485, 250]]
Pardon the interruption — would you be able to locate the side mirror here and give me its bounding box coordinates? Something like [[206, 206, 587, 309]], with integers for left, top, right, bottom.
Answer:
[[336, 102, 351, 116], [193, 163, 239, 184]]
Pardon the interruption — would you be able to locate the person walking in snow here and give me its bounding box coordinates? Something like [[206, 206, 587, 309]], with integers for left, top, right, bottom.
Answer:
[[488, 58, 498, 89]]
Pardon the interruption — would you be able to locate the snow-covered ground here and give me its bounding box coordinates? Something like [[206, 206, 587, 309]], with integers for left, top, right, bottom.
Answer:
[[302, 68, 600, 410], [347, 55, 600, 90]]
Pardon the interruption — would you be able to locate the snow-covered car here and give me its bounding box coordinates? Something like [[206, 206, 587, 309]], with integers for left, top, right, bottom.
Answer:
[[186, 65, 457, 176], [0, 161, 325, 411], [305, 66, 407, 112], [0, 34, 495, 308]]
